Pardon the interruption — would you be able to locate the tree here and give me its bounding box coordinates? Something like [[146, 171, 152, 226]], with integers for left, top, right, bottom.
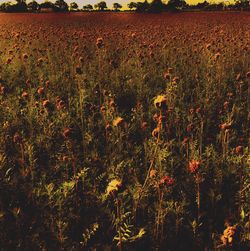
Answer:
[[54, 0, 68, 12], [113, 2, 122, 11], [27, 0, 39, 11], [70, 2, 78, 11], [0, 1, 12, 11], [234, 0, 250, 10], [40, 1, 55, 9], [14, 0, 27, 12], [167, 0, 187, 10], [149, 0, 164, 12], [127, 2, 137, 10], [135, 0, 150, 12], [83, 4, 93, 11], [94, 1, 107, 11]]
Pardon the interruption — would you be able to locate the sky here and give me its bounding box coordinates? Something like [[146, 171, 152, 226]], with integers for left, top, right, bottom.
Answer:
[[0, 0, 235, 9]]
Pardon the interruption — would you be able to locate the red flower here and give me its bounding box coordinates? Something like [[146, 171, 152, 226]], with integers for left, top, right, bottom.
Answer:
[[235, 146, 243, 155], [188, 159, 201, 174], [159, 176, 174, 187]]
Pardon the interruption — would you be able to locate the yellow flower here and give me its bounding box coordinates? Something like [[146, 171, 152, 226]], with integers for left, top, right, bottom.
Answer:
[[154, 95, 167, 109], [106, 179, 122, 195], [113, 117, 125, 127]]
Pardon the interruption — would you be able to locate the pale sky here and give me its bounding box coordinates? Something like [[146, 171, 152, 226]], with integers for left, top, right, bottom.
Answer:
[[0, 0, 235, 9]]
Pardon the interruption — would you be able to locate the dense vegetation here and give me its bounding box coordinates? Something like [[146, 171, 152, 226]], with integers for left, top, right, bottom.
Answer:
[[0, 0, 250, 12], [0, 12, 249, 250]]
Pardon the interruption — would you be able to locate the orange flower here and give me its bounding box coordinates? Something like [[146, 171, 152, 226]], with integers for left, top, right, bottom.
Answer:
[[152, 127, 160, 138], [37, 87, 45, 95], [113, 117, 125, 127]]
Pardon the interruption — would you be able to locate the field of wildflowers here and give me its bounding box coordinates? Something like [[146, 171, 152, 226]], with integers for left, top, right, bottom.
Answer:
[[0, 12, 249, 250]]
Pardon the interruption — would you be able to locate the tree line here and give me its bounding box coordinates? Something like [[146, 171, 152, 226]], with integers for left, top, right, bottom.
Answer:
[[0, 0, 249, 13]]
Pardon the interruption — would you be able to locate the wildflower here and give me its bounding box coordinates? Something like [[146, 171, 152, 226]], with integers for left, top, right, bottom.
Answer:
[[109, 100, 116, 108], [152, 127, 160, 138], [6, 58, 12, 64], [153, 113, 159, 122], [214, 52, 221, 60], [21, 91, 28, 99], [96, 37, 104, 48], [42, 100, 51, 110], [113, 117, 125, 127], [158, 115, 166, 124], [236, 73, 241, 81], [172, 76, 179, 83], [45, 80, 50, 88], [188, 159, 201, 174], [0, 85, 5, 95], [182, 137, 189, 145], [37, 58, 44, 64], [79, 57, 84, 63], [105, 123, 112, 132], [164, 72, 171, 80], [220, 225, 237, 246], [100, 106, 106, 114], [62, 155, 70, 162], [235, 145, 243, 155], [189, 108, 195, 114], [37, 87, 45, 95], [154, 95, 167, 109], [63, 128, 72, 139], [23, 53, 28, 60], [131, 32, 136, 38], [187, 123, 194, 133], [149, 169, 157, 178], [159, 175, 174, 187], [106, 179, 122, 196], [26, 79, 31, 86], [223, 101, 229, 110], [56, 100, 65, 110], [206, 43, 211, 50], [220, 123, 231, 130]]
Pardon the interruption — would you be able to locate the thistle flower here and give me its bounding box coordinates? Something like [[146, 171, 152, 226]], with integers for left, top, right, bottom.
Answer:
[[42, 100, 52, 110], [235, 145, 243, 155], [188, 159, 201, 174], [113, 117, 125, 127], [154, 95, 167, 109], [63, 128, 72, 139], [37, 87, 45, 95], [23, 53, 28, 60], [220, 123, 231, 130], [220, 225, 237, 246], [159, 175, 174, 187], [96, 37, 104, 48], [152, 127, 160, 138], [106, 179, 122, 196], [21, 91, 28, 99], [149, 169, 157, 178]]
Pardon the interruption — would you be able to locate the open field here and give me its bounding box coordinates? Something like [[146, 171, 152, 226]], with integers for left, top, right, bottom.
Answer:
[[0, 12, 249, 250]]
